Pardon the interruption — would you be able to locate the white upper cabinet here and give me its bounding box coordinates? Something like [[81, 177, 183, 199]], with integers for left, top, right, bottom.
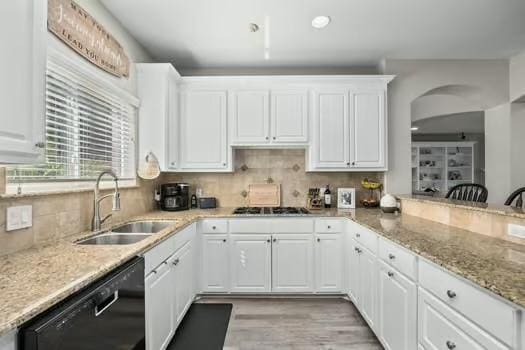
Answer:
[[231, 90, 270, 144], [231, 89, 309, 145], [0, 0, 46, 164], [311, 90, 350, 169], [271, 90, 308, 143], [308, 77, 392, 172], [350, 89, 386, 168], [137, 64, 180, 170], [180, 90, 230, 170], [135, 75, 392, 173]]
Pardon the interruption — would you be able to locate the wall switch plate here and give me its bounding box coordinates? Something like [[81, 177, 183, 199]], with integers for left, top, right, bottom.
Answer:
[[6, 205, 32, 231], [508, 223, 525, 239]]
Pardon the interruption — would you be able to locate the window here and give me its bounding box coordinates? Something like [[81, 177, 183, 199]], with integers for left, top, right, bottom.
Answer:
[[8, 53, 138, 190]]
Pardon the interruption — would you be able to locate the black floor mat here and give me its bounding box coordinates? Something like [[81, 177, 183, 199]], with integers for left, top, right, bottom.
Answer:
[[167, 303, 232, 350]]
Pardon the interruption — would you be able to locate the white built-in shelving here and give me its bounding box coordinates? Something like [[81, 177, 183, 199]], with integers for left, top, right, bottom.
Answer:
[[412, 142, 476, 195]]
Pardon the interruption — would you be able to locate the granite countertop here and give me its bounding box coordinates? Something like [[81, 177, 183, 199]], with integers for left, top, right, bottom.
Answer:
[[1, 207, 524, 336], [399, 194, 525, 219]]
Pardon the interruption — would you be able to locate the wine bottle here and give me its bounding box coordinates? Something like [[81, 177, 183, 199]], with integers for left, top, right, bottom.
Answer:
[[324, 185, 332, 208]]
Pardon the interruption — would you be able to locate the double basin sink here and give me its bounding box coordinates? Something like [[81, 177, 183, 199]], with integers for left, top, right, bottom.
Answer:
[[77, 221, 176, 245]]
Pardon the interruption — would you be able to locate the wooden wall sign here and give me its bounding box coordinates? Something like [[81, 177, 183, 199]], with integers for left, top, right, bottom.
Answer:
[[48, 0, 130, 78]]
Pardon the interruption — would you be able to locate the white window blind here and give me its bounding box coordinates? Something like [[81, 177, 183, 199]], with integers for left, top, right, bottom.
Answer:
[[8, 56, 137, 183]]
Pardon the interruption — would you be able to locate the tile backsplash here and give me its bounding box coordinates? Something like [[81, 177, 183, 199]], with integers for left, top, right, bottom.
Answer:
[[163, 149, 384, 207], [0, 175, 158, 256]]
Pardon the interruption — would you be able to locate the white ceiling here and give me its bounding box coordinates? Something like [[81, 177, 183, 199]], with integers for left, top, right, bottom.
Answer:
[[102, 0, 525, 70]]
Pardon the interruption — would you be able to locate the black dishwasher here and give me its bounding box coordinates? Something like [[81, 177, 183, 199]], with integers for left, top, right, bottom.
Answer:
[[20, 257, 145, 350]]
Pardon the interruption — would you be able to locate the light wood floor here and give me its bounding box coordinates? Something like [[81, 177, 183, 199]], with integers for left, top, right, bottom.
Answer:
[[197, 297, 383, 350]]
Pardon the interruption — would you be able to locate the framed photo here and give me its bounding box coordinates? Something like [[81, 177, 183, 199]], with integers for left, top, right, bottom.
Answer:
[[338, 188, 356, 209]]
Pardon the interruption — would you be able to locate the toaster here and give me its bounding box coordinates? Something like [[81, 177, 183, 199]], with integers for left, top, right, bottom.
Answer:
[[199, 197, 217, 209]]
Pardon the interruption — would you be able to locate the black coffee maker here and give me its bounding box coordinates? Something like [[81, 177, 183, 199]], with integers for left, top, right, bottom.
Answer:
[[160, 183, 190, 211]]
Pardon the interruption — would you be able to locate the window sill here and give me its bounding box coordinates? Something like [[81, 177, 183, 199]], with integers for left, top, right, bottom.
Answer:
[[2, 179, 139, 199]]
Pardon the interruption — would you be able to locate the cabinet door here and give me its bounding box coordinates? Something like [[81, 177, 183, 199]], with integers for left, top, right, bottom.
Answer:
[[201, 234, 230, 292], [180, 90, 228, 169], [272, 234, 314, 293], [271, 91, 308, 143], [230, 234, 271, 293], [137, 64, 179, 170], [378, 261, 417, 350], [347, 240, 360, 304], [231, 90, 270, 144], [145, 263, 174, 350], [315, 233, 343, 292], [173, 243, 194, 326], [312, 91, 350, 168], [0, 0, 45, 163], [358, 246, 378, 330], [350, 90, 386, 168], [166, 70, 180, 169]]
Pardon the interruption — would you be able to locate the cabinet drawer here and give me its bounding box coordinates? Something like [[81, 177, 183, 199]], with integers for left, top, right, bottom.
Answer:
[[418, 287, 510, 350], [229, 219, 273, 233], [200, 219, 228, 233], [350, 226, 378, 253], [419, 260, 517, 346], [144, 234, 177, 276], [273, 218, 314, 233], [172, 224, 196, 252], [143, 224, 195, 275], [315, 219, 343, 233], [378, 238, 417, 280]]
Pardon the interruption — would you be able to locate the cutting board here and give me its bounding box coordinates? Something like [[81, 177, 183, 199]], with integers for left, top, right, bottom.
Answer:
[[248, 184, 281, 207]]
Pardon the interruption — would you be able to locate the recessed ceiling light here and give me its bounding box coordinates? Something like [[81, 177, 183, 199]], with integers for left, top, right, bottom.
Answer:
[[411, 127, 419, 131], [312, 16, 331, 29]]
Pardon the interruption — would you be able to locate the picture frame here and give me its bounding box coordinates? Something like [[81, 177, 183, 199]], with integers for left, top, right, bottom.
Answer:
[[337, 188, 356, 209]]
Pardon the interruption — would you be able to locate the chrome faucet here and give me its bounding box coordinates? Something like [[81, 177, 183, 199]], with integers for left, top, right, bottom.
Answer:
[[92, 170, 121, 231]]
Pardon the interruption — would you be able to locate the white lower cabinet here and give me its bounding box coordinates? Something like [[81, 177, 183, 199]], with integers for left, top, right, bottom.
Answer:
[[378, 260, 417, 350], [144, 224, 196, 350], [418, 287, 510, 350], [201, 234, 230, 292], [172, 242, 194, 326], [230, 234, 272, 293], [0, 331, 16, 350], [145, 262, 174, 350], [347, 239, 360, 304], [358, 245, 378, 330], [315, 233, 343, 292], [272, 234, 314, 293], [348, 239, 379, 331]]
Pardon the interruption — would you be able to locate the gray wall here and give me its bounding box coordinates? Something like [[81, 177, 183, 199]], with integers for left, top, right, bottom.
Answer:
[[382, 59, 509, 195]]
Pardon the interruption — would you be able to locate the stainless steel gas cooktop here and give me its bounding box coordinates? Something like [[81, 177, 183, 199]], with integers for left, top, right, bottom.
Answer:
[[232, 207, 311, 215]]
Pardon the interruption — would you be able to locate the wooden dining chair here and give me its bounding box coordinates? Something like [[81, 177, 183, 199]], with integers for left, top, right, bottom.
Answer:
[[445, 184, 488, 203], [504, 187, 525, 208]]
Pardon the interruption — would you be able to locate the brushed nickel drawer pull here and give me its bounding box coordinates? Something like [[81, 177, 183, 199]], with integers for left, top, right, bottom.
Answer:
[[446, 290, 457, 299], [446, 340, 456, 349]]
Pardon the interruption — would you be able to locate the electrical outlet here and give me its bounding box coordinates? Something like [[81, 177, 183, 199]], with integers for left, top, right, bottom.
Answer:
[[508, 223, 525, 239], [6, 205, 32, 231], [19, 205, 32, 229]]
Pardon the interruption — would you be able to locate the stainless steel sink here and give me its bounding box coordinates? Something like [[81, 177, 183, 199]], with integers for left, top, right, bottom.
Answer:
[[77, 220, 176, 245], [111, 221, 176, 234], [77, 233, 151, 245]]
